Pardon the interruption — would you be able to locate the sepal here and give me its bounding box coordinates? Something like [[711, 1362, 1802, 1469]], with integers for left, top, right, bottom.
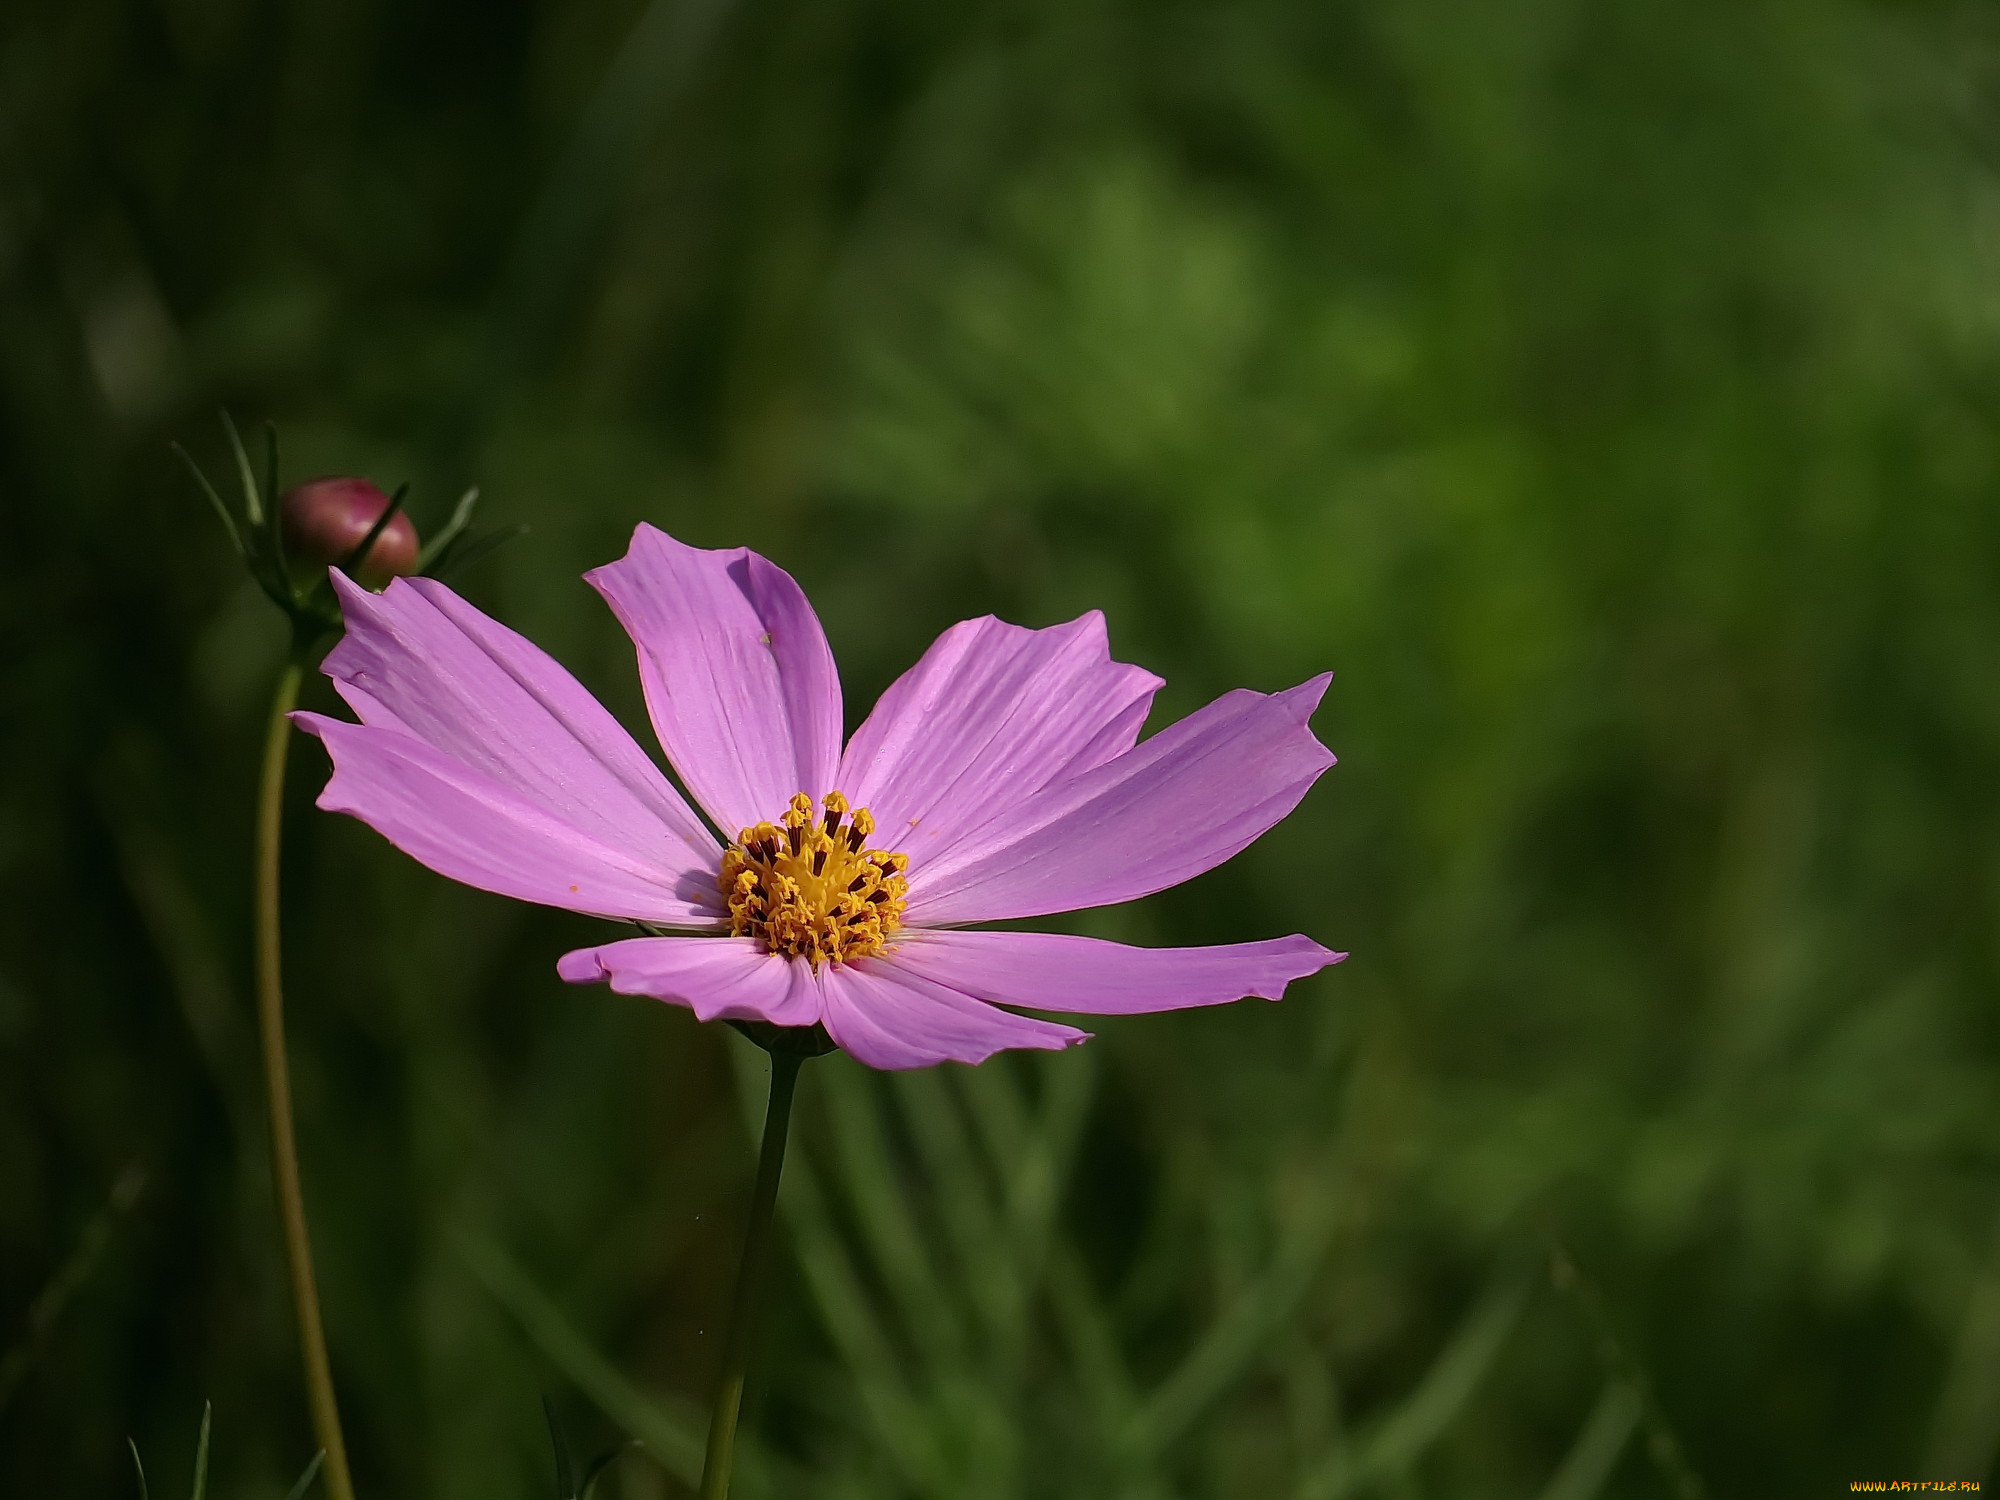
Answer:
[[175, 413, 516, 650]]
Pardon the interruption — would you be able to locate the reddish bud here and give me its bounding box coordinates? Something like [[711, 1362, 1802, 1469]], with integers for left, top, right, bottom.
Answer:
[[280, 476, 421, 587]]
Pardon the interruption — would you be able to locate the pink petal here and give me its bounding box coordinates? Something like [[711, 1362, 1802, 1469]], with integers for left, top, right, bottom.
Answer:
[[297, 715, 722, 924], [884, 929, 1342, 1014], [819, 960, 1090, 1070], [586, 525, 842, 836], [905, 675, 1336, 925], [557, 936, 822, 1026], [837, 612, 1162, 875], [307, 573, 723, 919]]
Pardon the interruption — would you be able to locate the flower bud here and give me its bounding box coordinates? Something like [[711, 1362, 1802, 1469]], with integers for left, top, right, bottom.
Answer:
[[280, 476, 420, 587]]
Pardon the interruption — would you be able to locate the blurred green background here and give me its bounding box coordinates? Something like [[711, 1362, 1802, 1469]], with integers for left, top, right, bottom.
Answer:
[[7, 0, 2000, 1494]]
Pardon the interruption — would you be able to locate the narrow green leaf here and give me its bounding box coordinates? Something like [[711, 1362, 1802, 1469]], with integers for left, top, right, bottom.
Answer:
[[188, 1402, 211, 1500], [263, 423, 287, 578], [170, 444, 245, 558], [415, 486, 480, 574], [340, 482, 407, 576], [128, 1438, 149, 1500], [281, 1451, 325, 1500], [220, 412, 262, 528], [209, 412, 299, 608], [426, 521, 527, 581]]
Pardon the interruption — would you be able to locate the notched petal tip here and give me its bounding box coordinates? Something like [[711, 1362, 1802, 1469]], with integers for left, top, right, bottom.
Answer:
[[836, 607, 1168, 869], [907, 668, 1343, 926], [556, 948, 610, 984], [1253, 937, 1346, 998], [1286, 934, 1346, 968], [1280, 672, 1337, 753], [1290, 670, 1335, 712], [587, 523, 842, 836], [325, 563, 382, 615]]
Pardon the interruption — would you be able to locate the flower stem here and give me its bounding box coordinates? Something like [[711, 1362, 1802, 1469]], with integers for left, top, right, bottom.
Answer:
[[256, 652, 356, 1500], [698, 1047, 806, 1500]]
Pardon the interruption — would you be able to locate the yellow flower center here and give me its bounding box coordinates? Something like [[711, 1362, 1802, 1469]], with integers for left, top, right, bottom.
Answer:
[[720, 791, 910, 967]]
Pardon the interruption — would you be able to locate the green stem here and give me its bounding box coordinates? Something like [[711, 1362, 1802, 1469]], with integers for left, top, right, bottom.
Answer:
[[698, 1048, 806, 1500], [256, 653, 356, 1500]]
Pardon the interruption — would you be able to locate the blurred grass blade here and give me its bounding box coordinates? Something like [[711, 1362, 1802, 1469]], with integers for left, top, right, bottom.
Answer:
[[954, 1057, 1093, 1359], [1547, 1239, 1706, 1500], [97, 759, 248, 1131], [725, 1040, 941, 1493], [1124, 1185, 1341, 1461], [1924, 1210, 2000, 1477], [773, 1146, 942, 1492], [282, 1451, 326, 1500], [0, 1163, 146, 1415], [997, 1056, 1092, 1259], [1047, 1241, 1144, 1442], [580, 1440, 638, 1500], [188, 1402, 211, 1500], [128, 1438, 148, 1500], [822, 1065, 964, 1365], [486, 0, 740, 382], [1298, 1264, 1532, 1500], [456, 1230, 705, 1486], [1536, 1383, 1640, 1500], [893, 1069, 1011, 1349], [849, 1065, 1030, 1490], [543, 1394, 578, 1499], [1284, 1339, 1346, 1485]]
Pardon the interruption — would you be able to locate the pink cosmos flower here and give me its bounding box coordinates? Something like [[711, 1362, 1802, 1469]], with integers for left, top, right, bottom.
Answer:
[[295, 525, 1343, 1069]]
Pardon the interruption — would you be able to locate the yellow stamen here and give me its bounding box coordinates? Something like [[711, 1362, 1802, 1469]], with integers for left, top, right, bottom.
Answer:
[[719, 791, 909, 968]]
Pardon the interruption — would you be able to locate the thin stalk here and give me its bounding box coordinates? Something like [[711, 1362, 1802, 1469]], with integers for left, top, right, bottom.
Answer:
[[256, 652, 356, 1500], [699, 1048, 806, 1500]]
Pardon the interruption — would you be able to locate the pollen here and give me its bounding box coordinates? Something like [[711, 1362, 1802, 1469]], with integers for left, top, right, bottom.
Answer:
[[719, 791, 910, 968]]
